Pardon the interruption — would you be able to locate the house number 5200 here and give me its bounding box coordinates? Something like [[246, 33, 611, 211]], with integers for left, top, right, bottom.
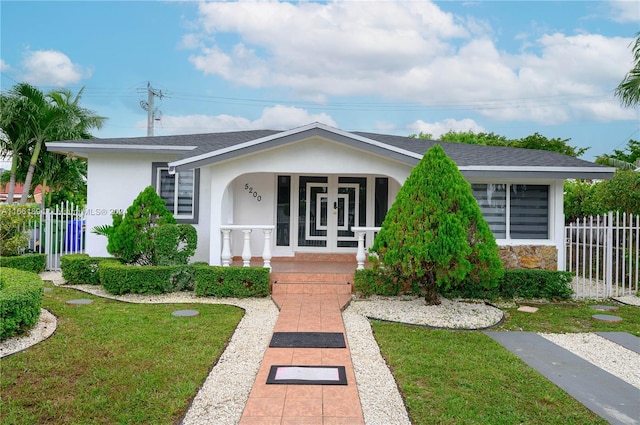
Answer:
[[244, 183, 262, 202]]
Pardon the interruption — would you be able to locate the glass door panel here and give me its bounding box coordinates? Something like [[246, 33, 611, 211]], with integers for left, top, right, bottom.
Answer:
[[298, 176, 328, 247]]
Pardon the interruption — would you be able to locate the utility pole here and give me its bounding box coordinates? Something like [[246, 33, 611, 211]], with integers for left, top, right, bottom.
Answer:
[[139, 82, 164, 136]]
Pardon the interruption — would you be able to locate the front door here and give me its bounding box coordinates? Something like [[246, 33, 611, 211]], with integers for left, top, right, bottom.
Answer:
[[297, 176, 367, 250]]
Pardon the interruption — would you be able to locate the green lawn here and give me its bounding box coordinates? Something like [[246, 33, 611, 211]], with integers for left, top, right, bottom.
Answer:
[[371, 301, 639, 425], [0, 284, 243, 425]]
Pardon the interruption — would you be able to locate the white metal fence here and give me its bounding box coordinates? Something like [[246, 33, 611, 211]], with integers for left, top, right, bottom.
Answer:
[[565, 212, 639, 299], [26, 202, 87, 271]]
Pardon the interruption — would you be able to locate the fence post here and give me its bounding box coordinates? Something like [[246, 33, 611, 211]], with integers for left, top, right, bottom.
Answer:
[[605, 211, 613, 298]]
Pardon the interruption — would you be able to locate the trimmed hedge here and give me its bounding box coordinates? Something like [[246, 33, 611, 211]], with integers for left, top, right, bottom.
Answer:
[[0, 267, 44, 340], [64, 254, 271, 297], [498, 269, 574, 300], [354, 268, 403, 296], [357, 267, 574, 301], [99, 261, 193, 295], [0, 254, 47, 273], [193, 266, 270, 298], [60, 254, 116, 285]]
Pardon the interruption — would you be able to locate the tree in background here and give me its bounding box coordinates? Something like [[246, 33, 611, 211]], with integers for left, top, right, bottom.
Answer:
[[410, 130, 587, 157], [595, 171, 640, 216], [511, 133, 589, 158], [563, 179, 602, 223], [371, 145, 503, 305], [0, 83, 105, 204], [440, 130, 510, 147], [615, 32, 640, 108]]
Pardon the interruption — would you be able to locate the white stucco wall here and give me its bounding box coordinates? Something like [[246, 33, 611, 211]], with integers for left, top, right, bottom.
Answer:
[[84, 152, 209, 262]]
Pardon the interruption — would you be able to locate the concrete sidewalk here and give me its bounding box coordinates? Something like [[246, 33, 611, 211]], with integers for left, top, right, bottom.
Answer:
[[485, 331, 640, 425]]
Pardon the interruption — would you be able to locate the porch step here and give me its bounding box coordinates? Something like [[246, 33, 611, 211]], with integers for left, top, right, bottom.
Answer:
[[271, 268, 354, 295], [271, 280, 353, 295], [272, 253, 357, 263]]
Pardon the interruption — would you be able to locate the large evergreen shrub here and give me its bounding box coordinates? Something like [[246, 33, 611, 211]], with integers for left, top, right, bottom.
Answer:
[[371, 145, 503, 305], [99, 186, 197, 266]]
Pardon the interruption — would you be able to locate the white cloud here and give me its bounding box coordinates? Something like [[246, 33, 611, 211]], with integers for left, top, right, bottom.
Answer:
[[608, 1, 640, 23], [21, 50, 91, 86], [0, 59, 10, 72], [185, 1, 635, 125], [407, 118, 485, 138], [144, 105, 337, 135]]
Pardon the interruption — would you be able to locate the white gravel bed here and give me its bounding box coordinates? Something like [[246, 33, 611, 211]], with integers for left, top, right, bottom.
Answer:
[[342, 307, 412, 425], [348, 295, 504, 329], [614, 295, 640, 306], [572, 276, 639, 301], [0, 309, 57, 358], [539, 333, 640, 389]]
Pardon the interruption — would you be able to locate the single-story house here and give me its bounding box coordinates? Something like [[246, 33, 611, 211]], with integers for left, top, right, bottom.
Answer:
[[47, 122, 614, 271]]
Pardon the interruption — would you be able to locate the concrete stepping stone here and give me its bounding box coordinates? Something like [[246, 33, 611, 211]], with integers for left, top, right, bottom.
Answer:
[[172, 309, 199, 317], [517, 305, 538, 313], [592, 314, 623, 323], [590, 305, 618, 312], [44, 287, 53, 292], [66, 299, 93, 306]]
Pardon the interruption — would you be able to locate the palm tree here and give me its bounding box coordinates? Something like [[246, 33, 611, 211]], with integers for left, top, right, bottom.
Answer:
[[1, 83, 105, 204], [615, 32, 640, 108], [597, 156, 640, 171], [0, 92, 29, 202]]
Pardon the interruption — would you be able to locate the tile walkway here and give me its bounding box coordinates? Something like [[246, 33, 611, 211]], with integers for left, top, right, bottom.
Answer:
[[239, 292, 363, 425]]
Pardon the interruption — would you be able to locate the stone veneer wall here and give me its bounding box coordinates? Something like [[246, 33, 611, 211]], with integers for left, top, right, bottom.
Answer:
[[499, 245, 557, 271]]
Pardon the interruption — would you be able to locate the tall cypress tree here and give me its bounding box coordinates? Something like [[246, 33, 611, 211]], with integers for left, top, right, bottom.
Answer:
[[371, 145, 503, 305]]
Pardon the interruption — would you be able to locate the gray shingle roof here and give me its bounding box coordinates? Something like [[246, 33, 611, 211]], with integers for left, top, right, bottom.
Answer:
[[354, 132, 605, 169], [48, 124, 609, 173]]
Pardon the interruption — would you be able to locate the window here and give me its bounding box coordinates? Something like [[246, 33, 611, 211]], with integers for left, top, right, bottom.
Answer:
[[152, 163, 199, 223], [472, 183, 549, 240]]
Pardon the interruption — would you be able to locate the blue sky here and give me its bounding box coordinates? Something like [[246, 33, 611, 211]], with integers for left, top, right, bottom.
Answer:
[[1, 0, 639, 162]]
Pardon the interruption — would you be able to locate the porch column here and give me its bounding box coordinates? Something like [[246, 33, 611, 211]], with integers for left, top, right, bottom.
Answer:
[[208, 178, 226, 266], [241, 229, 252, 267]]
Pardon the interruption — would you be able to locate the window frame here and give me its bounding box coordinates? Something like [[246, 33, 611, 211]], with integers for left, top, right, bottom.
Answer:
[[152, 162, 200, 224], [471, 182, 551, 242]]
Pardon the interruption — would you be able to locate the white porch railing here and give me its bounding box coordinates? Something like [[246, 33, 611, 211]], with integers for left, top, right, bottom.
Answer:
[[565, 212, 639, 299], [352, 226, 381, 269], [220, 225, 275, 270]]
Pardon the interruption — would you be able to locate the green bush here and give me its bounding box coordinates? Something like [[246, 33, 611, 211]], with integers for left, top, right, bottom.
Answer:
[[0, 204, 39, 256], [99, 261, 193, 295], [60, 254, 115, 285], [354, 268, 404, 296], [193, 266, 270, 298], [443, 269, 574, 301], [154, 224, 198, 266], [105, 186, 177, 265], [499, 270, 574, 300], [0, 253, 47, 273], [0, 267, 44, 340]]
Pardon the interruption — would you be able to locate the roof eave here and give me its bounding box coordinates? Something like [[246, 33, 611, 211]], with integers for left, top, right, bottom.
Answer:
[[46, 142, 197, 157], [458, 166, 616, 180]]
